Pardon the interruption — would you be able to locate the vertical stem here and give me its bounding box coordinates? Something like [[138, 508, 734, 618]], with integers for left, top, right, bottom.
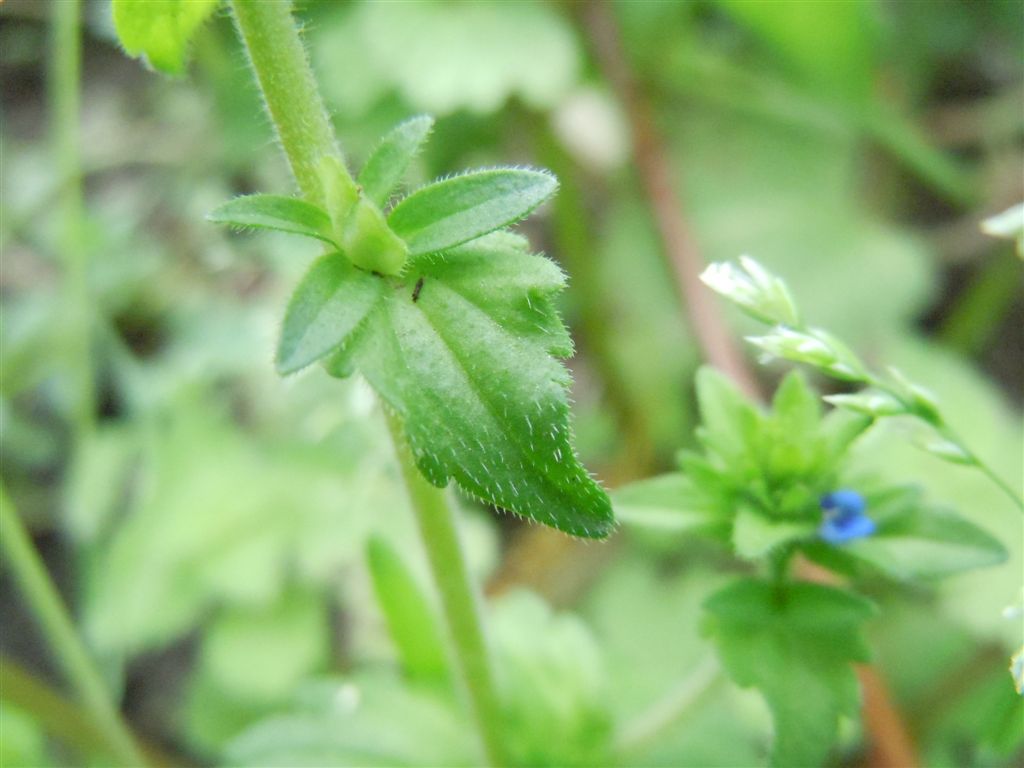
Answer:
[[383, 409, 507, 766], [228, 2, 506, 762], [52, 0, 94, 443], [0, 487, 145, 766], [230, 0, 340, 207]]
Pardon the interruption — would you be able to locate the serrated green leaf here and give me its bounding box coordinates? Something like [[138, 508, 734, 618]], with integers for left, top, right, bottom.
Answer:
[[704, 579, 875, 768], [338, 233, 612, 538], [612, 473, 721, 533], [277, 254, 385, 375], [732, 507, 812, 560], [358, 116, 435, 207], [366, 535, 448, 685], [207, 195, 336, 246], [112, 0, 219, 75], [388, 169, 557, 257]]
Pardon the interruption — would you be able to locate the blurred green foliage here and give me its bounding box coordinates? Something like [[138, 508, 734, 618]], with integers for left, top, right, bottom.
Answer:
[[1, 0, 1021, 766]]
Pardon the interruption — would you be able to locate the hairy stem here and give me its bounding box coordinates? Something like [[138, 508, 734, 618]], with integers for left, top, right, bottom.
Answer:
[[228, 2, 507, 763], [0, 488, 145, 766], [383, 408, 507, 766], [230, 0, 341, 206], [52, 0, 94, 443]]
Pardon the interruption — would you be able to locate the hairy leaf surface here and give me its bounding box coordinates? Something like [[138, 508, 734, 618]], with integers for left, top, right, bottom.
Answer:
[[388, 169, 557, 256], [208, 195, 337, 246], [277, 254, 384, 375], [704, 579, 875, 768], [358, 116, 435, 207], [330, 233, 612, 537]]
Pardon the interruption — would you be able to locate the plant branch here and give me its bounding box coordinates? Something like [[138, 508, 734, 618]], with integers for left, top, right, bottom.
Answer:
[[0, 657, 183, 767], [230, 0, 340, 207], [582, 5, 920, 766], [383, 408, 507, 766], [0, 487, 145, 766], [52, 0, 94, 443], [228, 2, 507, 763]]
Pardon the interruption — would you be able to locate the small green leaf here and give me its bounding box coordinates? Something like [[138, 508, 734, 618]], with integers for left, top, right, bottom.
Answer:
[[846, 499, 1006, 580], [207, 195, 337, 246], [732, 507, 812, 560], [704, 579, 876, 768], [112, 0, 220, 75], [700, 256, 801, 327], [694, 366, 763, 463], [366, 535, 448, 685], [981, 202, 1024, 257], [747, 326, 867, 381], [919, 438, 974, 466], [358, 115, 435, 207], [612, 473, 721, 534], [276, 254, 385, 375], [388, 169, 557, 256], [823, 390, 907, 417], [342, 232, 612, 538], [341, 198, 409, 276]]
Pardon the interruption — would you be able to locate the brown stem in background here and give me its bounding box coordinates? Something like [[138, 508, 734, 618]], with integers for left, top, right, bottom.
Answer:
[[581, 1, 760, 401], [581, 4, 919, 766]]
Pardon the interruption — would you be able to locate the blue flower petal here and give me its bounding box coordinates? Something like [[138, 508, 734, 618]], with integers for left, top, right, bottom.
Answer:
[[819, 512, 876, 544], [819, 489, 875, 544], [820, 489, 865, 518]]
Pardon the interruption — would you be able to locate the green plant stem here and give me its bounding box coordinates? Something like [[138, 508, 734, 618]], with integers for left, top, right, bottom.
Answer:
[[1, 656, 182, 767], [52, 0, 94, 444], [383, 408, 507, 766], [0, 487, 145, 767], [228, 2, 507, 763], [615, 655, 723, 757], [230, 0, 341, 207]]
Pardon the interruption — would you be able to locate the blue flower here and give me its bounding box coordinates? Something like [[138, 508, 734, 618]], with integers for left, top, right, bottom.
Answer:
[[819, 489, 876, 544]]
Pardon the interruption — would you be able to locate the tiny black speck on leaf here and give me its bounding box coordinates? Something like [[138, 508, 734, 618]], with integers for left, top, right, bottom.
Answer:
[[412, 276, 425, 302]]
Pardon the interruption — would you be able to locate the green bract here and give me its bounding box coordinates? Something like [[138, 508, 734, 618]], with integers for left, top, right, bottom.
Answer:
[[112, 0, 220, 75], [210, 118, 613, 538]]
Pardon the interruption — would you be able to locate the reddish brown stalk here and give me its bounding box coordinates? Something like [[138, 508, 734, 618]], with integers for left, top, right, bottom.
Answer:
[[581, 4, 919, 766], [580, 1, 760, 401]]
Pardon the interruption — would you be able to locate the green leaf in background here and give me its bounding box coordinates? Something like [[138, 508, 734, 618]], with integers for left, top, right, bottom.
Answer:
[[276, 254, 385, 375], [704, 579, 876, 768], [207, 195, 337, 246], [332, 232, 613, 538], [358, 116, 435, 207], [0, 703, 52, 768], [612, 474, 723, 535], [224, 673, 475, 767], [732, 507, 811, 561], [839, 490, 1007, 580], [491, 591, 613, 767], [199, 590, 329, 703], [112, 0, 220, 76], [367, 535, 449, 685], [314, 1, 580, 117], [388, 169, 557, 257]]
